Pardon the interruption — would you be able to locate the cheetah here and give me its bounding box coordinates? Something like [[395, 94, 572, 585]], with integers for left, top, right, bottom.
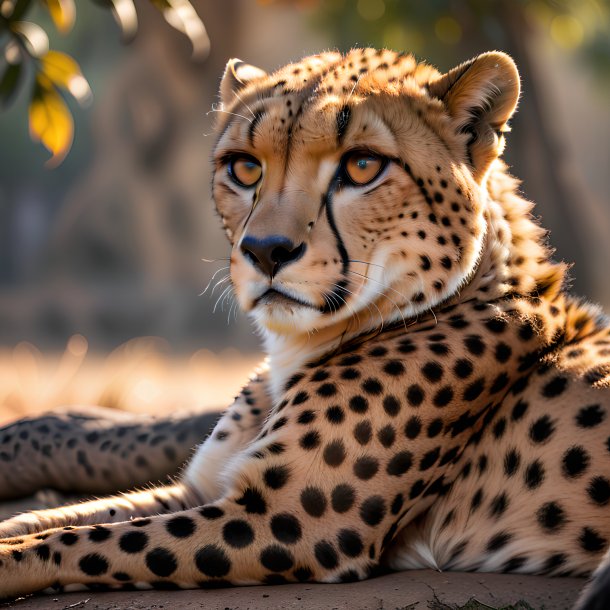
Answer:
[[0, 48, 609, 608]]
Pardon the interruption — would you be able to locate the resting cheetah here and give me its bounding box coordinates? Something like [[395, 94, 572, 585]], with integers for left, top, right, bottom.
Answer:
[[1, 48, 609, 608]]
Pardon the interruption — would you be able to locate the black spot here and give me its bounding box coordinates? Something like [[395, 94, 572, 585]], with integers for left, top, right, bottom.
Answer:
[[354, 456, 379, 480], [471, 489, 483, 512], [422, 361, 443, 383], [60, 532, 79, 545], [429, 342, 449, 355], [88, 526, 112, 542], [119, 531, 148, 553], [404, 416, 421, 439], [113, 571, 131, 581], [300, 430, 321, 450], [433, 386, 453, 408], [390, 494, 403, 515], [464, 335, 485, 356], [485, 318, 508, 333], [341, 368, 360, 380], [542, 376, 568, 398], [271, 513, 302, 544], [353, 420, 372, 445], [529, 415, 555, 444], [562, 446, 590, 478], [519, 320, 535, 341], [339, 354, 362, 366], [369, 346, 388, 357], [223, 519, 255, 548], [323, 440, 346, 467], [235, 488, 267, 515], [326, 405, 345, 423], [314, 540, 339, 569], [524, 459, 545, 489], [543, 553, 567, 573], [537, 501, 566, 532], [317, 383, 337, 397], [339, 569, 360, 582], [579, 527, 607, 553], [384, 361, 405, 377], [493, 418, 507, 439], [387, 451, 413, 476], [285, 372, 305, 390], [587, 476, 610, 506], [301, 486, 327, 517], [35, 544, 50, 561], [337, 529, 364, 557], [495, 342, 512, 363], [349, 395, 369, 413], [397, 339, 417, 354], [503, 556, 527, 573], [359, 496, 386, 526], [79, 553, 109, 576], [260, 544, 294, 572], [292, 391, 309, 406], [406, 384, 425, 407], [419, 447, 440, 470], [311, 370, 329, 382], [504, 449, 520, 477], [487, 532, 512, 552], [409, 479, 425, 499], [362, 378, 383, 395], [166, 516, 195, 538], [454, 359, 473, 378], [298, 410, 316, 424], [377, 424, 396, 447], [382, 395, 400, 416], [463, 378, 485, 401], [511, 399, 528, 421], [332, 484, 356, 513], [489, 493, 509, 517], [490, 372, 509, 394], [264, 465, 290, 489], [420, 255, 432, 270], [195, 544, 231, 577], [576, 404, 605, 428], [293, 567, 313, 582]]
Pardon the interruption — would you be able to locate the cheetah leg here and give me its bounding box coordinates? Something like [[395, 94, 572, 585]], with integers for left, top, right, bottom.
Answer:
[[0, 367, 272, 538], [0, 407, 220, 501]]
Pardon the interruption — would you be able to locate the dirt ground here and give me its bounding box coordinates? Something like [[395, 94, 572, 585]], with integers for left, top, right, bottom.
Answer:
[[0, 570, 586, 610]]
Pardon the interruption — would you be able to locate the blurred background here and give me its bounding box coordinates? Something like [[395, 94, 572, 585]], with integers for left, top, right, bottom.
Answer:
[[0, 0, 609, 424]]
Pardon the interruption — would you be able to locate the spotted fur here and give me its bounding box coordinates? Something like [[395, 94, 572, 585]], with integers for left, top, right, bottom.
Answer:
[[0, 49, 609, 607]]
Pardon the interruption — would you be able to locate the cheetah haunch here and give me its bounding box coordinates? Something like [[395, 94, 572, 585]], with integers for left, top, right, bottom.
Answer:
[[1, 48, 609, 608]]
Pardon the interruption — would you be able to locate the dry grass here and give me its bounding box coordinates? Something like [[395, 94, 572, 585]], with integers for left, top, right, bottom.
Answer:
[[0, 335, 261, 426]]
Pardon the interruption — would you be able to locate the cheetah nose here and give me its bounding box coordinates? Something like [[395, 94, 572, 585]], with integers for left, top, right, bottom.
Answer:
[[240, 235, 306, 279]]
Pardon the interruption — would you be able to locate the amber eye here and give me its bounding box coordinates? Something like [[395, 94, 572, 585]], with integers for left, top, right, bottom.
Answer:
[[344, 151, 384, 186], [229, 156, 262, 187]]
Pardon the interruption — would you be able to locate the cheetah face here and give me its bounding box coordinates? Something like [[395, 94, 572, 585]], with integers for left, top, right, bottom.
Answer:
[[212, 50, 519, 335]]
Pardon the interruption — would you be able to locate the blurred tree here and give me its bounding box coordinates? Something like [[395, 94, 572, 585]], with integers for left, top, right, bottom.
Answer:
[[0, 0, 209, 165]]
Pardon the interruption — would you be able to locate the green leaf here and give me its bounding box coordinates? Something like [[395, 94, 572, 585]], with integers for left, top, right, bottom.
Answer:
[[0, 62, 22, 108]]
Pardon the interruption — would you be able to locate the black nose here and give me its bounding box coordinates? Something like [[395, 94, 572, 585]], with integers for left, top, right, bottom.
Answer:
[[240, 235, 306, 278]]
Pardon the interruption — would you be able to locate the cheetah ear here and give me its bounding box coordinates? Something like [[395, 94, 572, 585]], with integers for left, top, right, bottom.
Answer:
[[428, 51, 520, 181], [220, 58, 268, 107]]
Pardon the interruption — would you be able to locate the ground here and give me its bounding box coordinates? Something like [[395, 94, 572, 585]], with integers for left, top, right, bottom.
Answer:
[[0, 570, 584, 609]]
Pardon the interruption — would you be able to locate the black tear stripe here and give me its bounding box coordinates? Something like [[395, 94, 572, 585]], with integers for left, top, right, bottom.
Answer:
[[336, 105, 351, 145], [248, 109, 267, 147], [319, 174, 351, 315]]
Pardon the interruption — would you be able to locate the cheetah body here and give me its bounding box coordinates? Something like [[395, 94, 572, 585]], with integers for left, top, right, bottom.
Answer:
[[0, 48, 609, 606]]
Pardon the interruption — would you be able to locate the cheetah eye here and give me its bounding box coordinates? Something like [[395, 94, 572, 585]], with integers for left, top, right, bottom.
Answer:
[[228, 155, 262, 188], [343, 151, 385, 186]]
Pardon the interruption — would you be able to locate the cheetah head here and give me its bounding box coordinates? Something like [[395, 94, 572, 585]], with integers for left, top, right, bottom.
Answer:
[[211, 49, 520, 336]]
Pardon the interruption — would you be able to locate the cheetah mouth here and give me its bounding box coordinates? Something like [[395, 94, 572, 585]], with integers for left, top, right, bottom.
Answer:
[[254, 288, 317, 310]]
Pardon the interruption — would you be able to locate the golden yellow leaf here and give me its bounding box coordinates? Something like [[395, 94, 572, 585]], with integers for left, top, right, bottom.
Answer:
[[40, 50, 92, 105], [28, 76, 73, 167], [44, 0, 76, 34]]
